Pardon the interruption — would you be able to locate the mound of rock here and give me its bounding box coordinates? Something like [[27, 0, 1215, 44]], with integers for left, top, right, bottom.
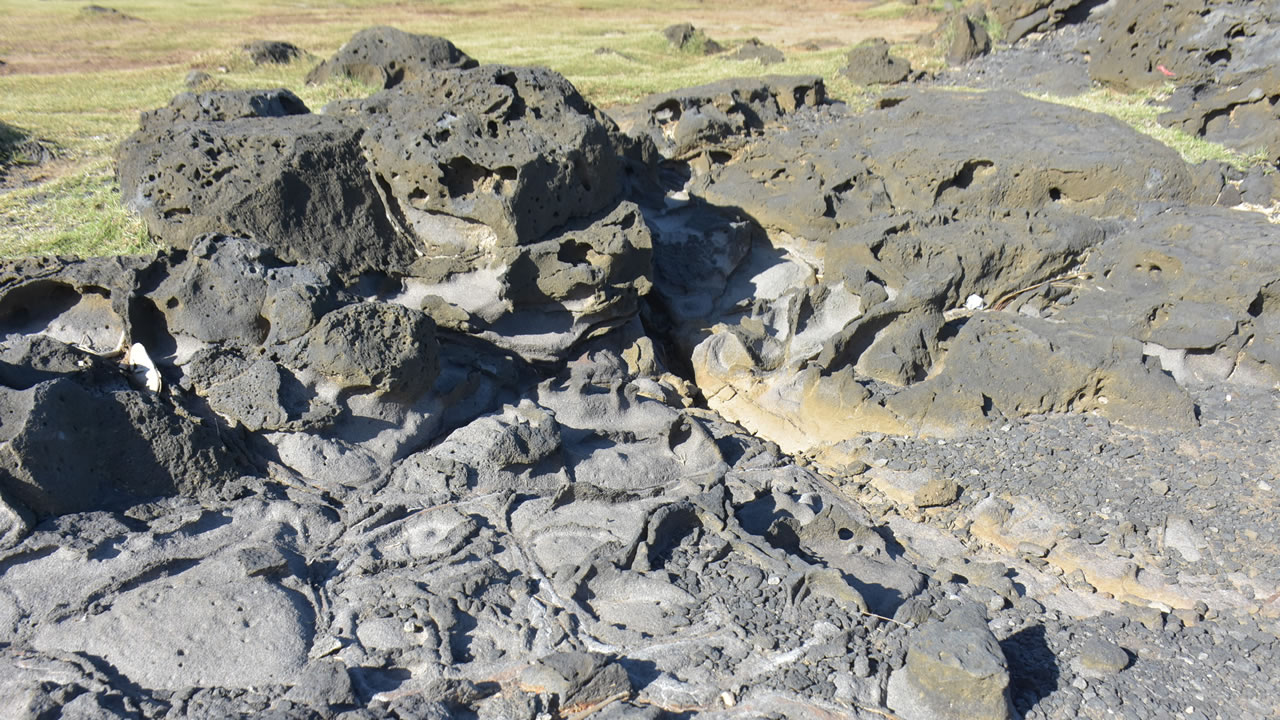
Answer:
[[609, 75, 825, 159], [6, 21, 1280, 720], [662, 22, 723, 54], [841, 38, 911, 85], [243, 40, 306, 65], [305, 26, 477, 88]]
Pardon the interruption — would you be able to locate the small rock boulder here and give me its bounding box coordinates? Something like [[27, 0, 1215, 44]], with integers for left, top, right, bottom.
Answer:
[[305, 26, 477, 88], [729, 38, 784, 66], [841, 38, 911, 85], [243, 40, 306, 65], [888, 608, 1013, 720], [662, 23, 722, 54]]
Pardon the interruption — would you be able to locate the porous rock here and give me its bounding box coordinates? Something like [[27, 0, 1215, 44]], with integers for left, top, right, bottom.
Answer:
[[305, 26, 476, 88], [841, 38, 911, 86], [610, 75, 825, 159], [985, 0, 1096, 44], [662, 23, 723, 54], [289, 301, 439, 399], [0, 374, 237, 517], [728, 38, 784, 66], [1159, 69, 1280, 165], [887, 608, 1012, 720], [117, 90, 414, 278], [348, 64, 629, 246], [243, 40, 306, 65]]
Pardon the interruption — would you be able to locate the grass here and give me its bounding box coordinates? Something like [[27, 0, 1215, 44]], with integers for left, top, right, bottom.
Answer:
[[1030, 86, 1269, 170], [0, 0, 1268, 258]]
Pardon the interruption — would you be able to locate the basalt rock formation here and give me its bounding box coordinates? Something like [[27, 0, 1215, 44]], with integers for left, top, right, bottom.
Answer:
[[4, 20, 1280, 720]]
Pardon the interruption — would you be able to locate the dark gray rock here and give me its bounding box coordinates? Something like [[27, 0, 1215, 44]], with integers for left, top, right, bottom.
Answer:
[[117, 93, 414, 279], [285, 661, 356, 708], [519, 652, 631, 709], [944, 12, 992, 66], [0, 376, 237, 517], [244, 40, 306, 65], [609, 75, 825, 159], [662, 23, 723, 54], [888, 608, 1012, 720], [1077, 636, 1130, 675], [346, 64, 628, 246], [728, 38, 784, 66], [1159, 69, 1280, 165], [304, 26, 476, 88], [841, 38, 911, 85], [290, 302, 439, 399]]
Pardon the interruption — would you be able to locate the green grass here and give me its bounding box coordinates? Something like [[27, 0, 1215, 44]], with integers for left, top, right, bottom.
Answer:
[[1031, 86, 1268, 170]]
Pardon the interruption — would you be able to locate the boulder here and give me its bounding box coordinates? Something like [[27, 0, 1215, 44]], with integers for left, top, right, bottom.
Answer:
[[609, 75, 825, 160], [288, 302, 440, 399], [985, 0, 1096, 44], [728, 38, 784, 66], [304, 26, 476, 88], [346, 64, 629, 246], [944, 12, 993, 66], [1159, 69, 1280, 165], [243, 40, 305, 65], [0, 373, 238, 517], [117, 90, 414, 278], [841, 38, 911, 86], [662, 23, 723, 54], [887, 608, 1013, 720]]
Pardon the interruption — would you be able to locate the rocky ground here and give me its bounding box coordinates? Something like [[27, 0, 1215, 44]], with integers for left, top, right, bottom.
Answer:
[[2, 2, 1280, 719]]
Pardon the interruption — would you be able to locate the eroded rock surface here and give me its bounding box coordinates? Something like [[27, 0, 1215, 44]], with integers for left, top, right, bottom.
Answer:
[[5, 20, 1280, 720]]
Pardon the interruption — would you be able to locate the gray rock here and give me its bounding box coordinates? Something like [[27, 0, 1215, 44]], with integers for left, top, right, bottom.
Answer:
[[243, 40, 305, 65], [729, 38, 784, 66], [117, 93, 413, 279], [519, 651, 631, 708], [888, 608, 1012, 720], [285, 660, 356, 707], [1078, 636, 1130, 675], [662, 23, 722, 54], [346, 63, 628, 246], [944, 12, 992, 66], [305, 26, 476, 88], [290, 302, 439, 399], [841, 38, 911, 85], [610, 75, 825, 159], [0, 376, 237, 517]]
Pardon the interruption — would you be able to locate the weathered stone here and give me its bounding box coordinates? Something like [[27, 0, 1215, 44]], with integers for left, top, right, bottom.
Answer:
[[0, 376, 237, 517], [305, 26, 476, 88], [519, 652, 631, 709], [662, 23, 722, 54], [888, 608, 1012, 720], [117, 93, 413, 278], [243, 40, 306, 65], [610, 75, 825, 159], [291, 302, 439, 398], [1077, 636, 1130, 675], [729, 39, 784, 66], [841, 38, 911, 85]]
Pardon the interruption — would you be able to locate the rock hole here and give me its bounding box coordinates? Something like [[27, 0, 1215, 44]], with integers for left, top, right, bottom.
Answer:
[[557, 240, 593, 265], [1206, 48, 1232, 65], [1048, 187, 1062, 201], [837, 528, 853, 541], [1247, 292, 1265, 318]]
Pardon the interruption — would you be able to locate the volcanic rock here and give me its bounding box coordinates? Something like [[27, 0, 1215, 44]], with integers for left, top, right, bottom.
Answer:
[[304, 26, 477, 88], [662, 23, 723, 54], [888, 607, 1013, 720], [729, 38, 784, 66], [943, 11, 993, 66], [841, 38, 911, 85], [117, 90, 414, 278], [1159, 69, 1280, 165], [243, 40, 306, 65], [609, 75, 825, 159]]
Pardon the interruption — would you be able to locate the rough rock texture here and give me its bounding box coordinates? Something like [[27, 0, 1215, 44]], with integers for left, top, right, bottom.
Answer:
[[243, 40, 305, 65], [728, 39, 784, 66], [304, 26, 476, 88], [942, 11, 993, 66], [1160, 69, 1280, 165], [117, 90, 414, 278], [609, 75, 825, 160], [986, 0, 1096, 44], [841, 38, 911, 85], [662, 23, 723, 54], [7, 20, 1280, 720]]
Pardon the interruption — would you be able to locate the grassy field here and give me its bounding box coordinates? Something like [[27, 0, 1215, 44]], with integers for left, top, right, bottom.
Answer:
[[0, 0, 1261, 257]]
